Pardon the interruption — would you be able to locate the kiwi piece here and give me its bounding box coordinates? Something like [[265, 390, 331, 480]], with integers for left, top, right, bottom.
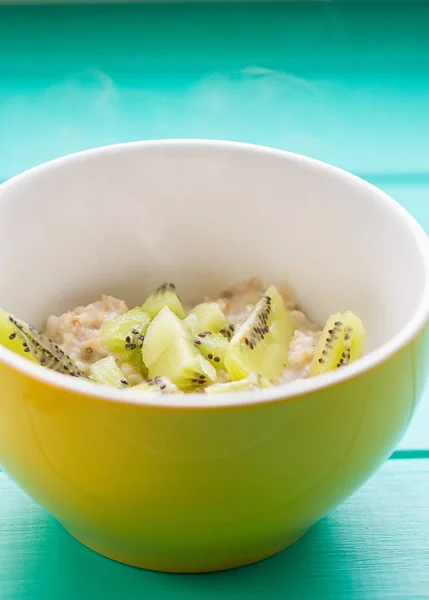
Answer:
[[205, 373, 272, 394], [142, 283, 187, 320], [131, 376, 181, 394], [100, 307, 150, 374], [4, 312, 86, 377], [90, 356, 130, 387], [184, 302, 234, 338], [194, 332, 228, 370], [142, 306, 217, 391], [0, 308, 38, 363], [224, 285, 294, 380], [310, 310, 365, 377]]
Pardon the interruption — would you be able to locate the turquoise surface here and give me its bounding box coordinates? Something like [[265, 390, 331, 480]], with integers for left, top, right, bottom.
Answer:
[[2, 457, 429, 599], [0, 2, 428, 181], [0, 3, 429, 596]]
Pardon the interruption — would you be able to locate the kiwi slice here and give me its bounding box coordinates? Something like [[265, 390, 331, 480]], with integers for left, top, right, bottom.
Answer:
[[310, 310, 365, 377], [100, 307, 150, 374], [90, 355, 130, 387], [3, 312, 86, 377], [131, 376, 180, 394], [184, 302, 234, 338], [194, 332, 228, 370], [224, 285, 294, 380], [142, 306, 217, 391], [0, 309, 38, 363], [205, 373, 272, 394], [142, 283, 187, 320]]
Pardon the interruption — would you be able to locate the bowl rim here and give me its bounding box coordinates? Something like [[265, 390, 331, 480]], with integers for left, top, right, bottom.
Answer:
[[1, 138, 429, 409]]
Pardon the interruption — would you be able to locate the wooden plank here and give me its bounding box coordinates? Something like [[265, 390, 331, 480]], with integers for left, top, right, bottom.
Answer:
[[1, 460, 429, 599]]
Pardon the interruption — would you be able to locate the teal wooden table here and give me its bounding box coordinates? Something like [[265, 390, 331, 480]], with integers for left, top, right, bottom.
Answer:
[[1, 2, 429, 598]]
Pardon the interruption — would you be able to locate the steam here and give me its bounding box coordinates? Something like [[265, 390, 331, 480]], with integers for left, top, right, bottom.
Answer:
[[0, 67, 338, 179]]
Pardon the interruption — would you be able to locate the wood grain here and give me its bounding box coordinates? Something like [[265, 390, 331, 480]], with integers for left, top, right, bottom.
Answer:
[[1, 460, 429, 600]]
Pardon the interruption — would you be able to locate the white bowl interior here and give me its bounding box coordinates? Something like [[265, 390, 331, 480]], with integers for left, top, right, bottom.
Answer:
[[0, 141, 427, 355]]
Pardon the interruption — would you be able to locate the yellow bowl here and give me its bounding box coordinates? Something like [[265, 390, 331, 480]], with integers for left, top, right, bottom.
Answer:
[[0, 141, 428, 573]]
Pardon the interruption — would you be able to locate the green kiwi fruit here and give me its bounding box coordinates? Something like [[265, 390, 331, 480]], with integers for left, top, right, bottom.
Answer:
[[131, 376, 180, 394], [142, 306, 217, 391], [194, 332, 228, 370], [184, 302, 234, 338], [3, 312, 86, 377], [224, 285, 294, 380], [310, 310, 365, 376], [142, 283, 187, 320], [0, 308, 38, 363], [205, 373, 272, 394], [100, 307, 151, 374], [90, 355, 130, 387]]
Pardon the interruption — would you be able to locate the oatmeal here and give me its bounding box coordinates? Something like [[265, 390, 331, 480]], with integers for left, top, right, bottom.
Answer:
[[44, 295, 129, 374], [1, 277, 364, 394], [42, 279, 322, 387]]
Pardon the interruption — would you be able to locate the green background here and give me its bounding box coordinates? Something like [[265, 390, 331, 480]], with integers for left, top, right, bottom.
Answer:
[[1, 2, 429, 597]]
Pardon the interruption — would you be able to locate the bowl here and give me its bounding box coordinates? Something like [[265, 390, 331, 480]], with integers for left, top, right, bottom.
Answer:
[[0, 140, 428, 573]]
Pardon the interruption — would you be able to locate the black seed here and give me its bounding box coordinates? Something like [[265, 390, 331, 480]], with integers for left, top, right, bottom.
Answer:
[[208, 353, 213, 360], [214, 357, 220, 363], [264, 325, 269, 333], [334, 321, 341, 326], [328, 329, 334, 334], [132, 329, 139, 335], [24, 347, 30, 353], [229, 325, 235, 331], [125, 336, 131, 343], [160, 384, 166, 390], [120, 379, 129, 385], [8, 316, 14, 323], [198, 333, 206, 338], [322, 349, 328, 356], [129, 344, 137, 350], [220, 329, 225, 335], [191, 378, 198, 383], [326, 337, 332, 343], [249, 342, 254, 350], [318, 358, 324, 363], [345, 333, 350, 341], [8, 333, 16, 341], [195, 339, 201, 345], [244, 337, 250, 346]]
